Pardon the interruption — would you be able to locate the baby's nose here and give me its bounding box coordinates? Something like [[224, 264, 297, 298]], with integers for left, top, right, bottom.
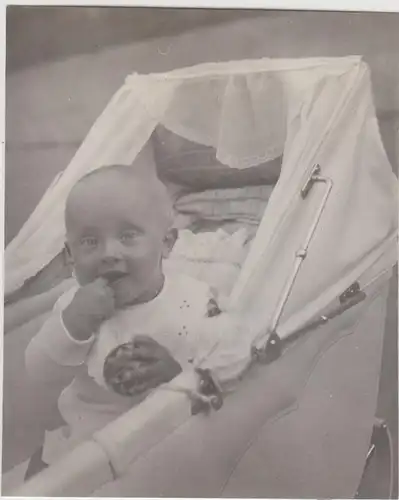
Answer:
[[102, 239, 123, 260]]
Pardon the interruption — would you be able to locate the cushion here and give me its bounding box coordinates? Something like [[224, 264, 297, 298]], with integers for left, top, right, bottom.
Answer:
[[165, 228, 249, 296], [173, 185, 274, 240], [152, 125, 282, 191]]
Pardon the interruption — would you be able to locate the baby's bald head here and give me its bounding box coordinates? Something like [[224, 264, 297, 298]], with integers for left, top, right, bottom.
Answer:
[[65, 165, 175, 235]]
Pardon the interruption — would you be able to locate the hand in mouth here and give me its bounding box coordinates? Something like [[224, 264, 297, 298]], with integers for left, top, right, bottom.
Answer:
[[101, 270, 129, 285]]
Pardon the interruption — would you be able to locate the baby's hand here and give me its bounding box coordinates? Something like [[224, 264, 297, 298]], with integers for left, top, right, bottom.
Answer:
[[62, 278, 115, 341], [103, 336, 182, 397], [132, 336, 183, 388]]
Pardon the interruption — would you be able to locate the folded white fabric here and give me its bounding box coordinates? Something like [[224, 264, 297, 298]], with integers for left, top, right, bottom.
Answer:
[[174, 185, 274, 225], [164, 228, 249, 296]]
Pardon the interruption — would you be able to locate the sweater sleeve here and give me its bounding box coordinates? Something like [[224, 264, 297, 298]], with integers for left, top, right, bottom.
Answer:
[[25, 286, 96, 384]]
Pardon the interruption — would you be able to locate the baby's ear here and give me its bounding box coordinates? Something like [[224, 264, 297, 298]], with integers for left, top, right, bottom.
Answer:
[[162, 228, 178, 258]]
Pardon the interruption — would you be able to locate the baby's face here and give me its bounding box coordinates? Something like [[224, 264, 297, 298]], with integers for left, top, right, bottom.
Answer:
[[66, 173, 174, 308]]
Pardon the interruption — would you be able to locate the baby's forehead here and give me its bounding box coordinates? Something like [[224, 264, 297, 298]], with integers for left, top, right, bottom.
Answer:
[[70, 168, 159, 200], [66, 168, 173, 227]]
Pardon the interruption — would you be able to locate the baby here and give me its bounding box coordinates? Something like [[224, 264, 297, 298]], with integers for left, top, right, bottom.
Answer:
[[25, 165, 238, 477]]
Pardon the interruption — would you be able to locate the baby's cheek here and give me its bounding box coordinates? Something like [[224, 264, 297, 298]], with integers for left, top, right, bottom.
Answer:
[[74, 260, 99, 284], [127, 244, 163, 268]]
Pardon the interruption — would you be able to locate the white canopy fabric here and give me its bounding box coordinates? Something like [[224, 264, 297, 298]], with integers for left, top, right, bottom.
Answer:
[[6, 56, 397, 336]]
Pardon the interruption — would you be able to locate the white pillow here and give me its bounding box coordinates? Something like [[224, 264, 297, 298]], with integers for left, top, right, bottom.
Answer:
[[164, 228, 248, 296]]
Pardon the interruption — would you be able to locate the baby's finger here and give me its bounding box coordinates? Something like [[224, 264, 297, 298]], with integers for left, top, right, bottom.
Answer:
[[136, 361, 180, 385], [109, 369, 153, 395], [111, 376, 150, 397], [92, 277, 115, 297], [133, 364, 164, 384], [97, 291, 115, 320], [132, 335, 159, 348], [129, 380, 154, 396], [93, 277, 111, 289], [133, 337, 172, 359], [102, 300, 116, 320], [128, 346, 160, 362]]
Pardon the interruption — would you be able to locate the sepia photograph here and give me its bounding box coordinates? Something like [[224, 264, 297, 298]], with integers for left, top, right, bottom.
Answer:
[[2, 5, 398, 498]]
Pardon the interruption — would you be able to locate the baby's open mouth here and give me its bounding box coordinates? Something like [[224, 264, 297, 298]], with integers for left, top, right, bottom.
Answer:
[[101, 270, 129, 284]]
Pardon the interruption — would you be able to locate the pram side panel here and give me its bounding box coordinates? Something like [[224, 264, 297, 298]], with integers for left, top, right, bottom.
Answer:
[[222, 280, 390, 499], [91, 280, 388, 498]]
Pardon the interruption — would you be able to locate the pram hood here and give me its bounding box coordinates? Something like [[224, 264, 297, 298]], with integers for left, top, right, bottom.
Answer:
[[6, 56, 397, 335]]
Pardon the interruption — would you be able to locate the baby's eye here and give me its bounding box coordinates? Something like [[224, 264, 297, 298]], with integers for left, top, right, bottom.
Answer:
[[80, 236, 98, 248], [120, 231, 138, 243]]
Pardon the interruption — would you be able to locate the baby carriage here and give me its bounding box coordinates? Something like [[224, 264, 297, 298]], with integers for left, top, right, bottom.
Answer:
[[4, 56, 398, 498]]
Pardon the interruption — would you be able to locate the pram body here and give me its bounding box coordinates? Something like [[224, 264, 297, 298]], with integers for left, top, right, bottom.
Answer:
[[5, 56, 398, 498]]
